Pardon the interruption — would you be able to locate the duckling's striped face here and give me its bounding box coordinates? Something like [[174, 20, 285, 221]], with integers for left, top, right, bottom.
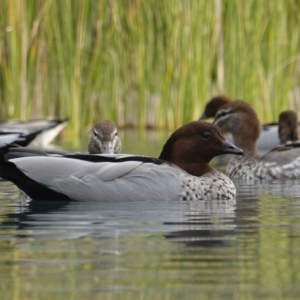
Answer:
[[213, 105, 236, 133], [88, 120, 121, 154], [213, 100, 261, 147]]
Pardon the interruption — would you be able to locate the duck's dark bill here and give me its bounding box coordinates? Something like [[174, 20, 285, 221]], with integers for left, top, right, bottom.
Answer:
[[221, 140, 243, 155]]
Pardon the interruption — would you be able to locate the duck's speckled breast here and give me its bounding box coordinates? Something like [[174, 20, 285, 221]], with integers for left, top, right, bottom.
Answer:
[[227, 156, 300, 180], [226, 156, 262, 180], [178, 170, 236, 201]]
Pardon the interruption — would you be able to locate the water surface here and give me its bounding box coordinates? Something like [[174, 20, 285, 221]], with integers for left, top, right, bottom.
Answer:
[[0, 131, 300, 299]]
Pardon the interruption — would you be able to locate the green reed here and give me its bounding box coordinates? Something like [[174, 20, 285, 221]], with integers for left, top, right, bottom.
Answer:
[[0, 0, 299, 139]]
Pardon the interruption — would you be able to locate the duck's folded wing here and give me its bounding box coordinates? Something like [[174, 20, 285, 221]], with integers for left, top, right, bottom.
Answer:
[[10, 156, 144, 183], [0, 118, 67, 134], [5, 147, 166, 164], [261, 144, 300, 166], [257, 125, 280, 152], [5, 156, 178, 201], [5, 145, 71, 159], [0, 134, 20, 148], [64, 153, 167, 165]]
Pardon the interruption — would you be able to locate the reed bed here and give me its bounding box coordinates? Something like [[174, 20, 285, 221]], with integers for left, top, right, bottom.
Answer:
[[0, 0, 299, 139]]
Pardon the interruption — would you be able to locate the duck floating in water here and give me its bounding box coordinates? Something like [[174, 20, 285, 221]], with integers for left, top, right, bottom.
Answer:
[[0, 121, 243, 201], [0, 118, 68, 147], [200, 95, 280, 154], [278, 110, 300, 144], [213, 100, 300, 180], [88, 120, 121, 154]]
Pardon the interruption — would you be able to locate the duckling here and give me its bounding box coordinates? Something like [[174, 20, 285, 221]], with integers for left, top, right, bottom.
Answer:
[[88, 120, 121, 154], [0, 121, 243, 201], [200, 96, 280, 153], [278, 110, 300, 144], [213, 100, 300, 180]]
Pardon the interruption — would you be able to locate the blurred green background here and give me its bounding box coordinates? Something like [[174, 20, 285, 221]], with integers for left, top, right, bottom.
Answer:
[[0, 0, 300, 139]]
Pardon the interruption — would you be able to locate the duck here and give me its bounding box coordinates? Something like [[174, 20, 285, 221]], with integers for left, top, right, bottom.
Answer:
[[200, 95, 280, 154], [0, 118, 68, 147], [88, 120, 121, 154], [213, 100, 300, 180], [278, 110, 300, 144], [0, 121, 243, 201]]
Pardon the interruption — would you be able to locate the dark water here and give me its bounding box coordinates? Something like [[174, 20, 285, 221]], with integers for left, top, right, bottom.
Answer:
[[1, 131, 300, 299]]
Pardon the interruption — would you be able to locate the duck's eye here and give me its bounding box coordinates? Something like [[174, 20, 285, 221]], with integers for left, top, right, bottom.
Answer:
[[202, 132, 210, 139], [115, 132, 118, 136], [94, 131, 97, 137], [219, 110, 227, 117]]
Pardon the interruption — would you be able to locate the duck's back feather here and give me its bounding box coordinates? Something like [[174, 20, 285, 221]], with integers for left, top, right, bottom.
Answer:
[[0, 161, 71, 201], [65, 153, 169, 165], [261, 143, 300, 166], [8, 156, 181, 201], [0, 134, 21, 148], [11, 156, 146, 182]]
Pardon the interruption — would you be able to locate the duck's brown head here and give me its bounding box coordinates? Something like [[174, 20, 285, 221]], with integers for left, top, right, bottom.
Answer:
[[88, 120, 121, 154], [199, 95, 232, 120], [159, 121, 243, 176], [213, 100, 261, 156], [278, 110, 300, 144]]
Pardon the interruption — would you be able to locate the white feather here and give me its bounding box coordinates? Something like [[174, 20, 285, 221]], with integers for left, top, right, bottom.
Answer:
[[0, 134, 20, 147], [93, 161, 143, 181], [10, 157, 145, 182]]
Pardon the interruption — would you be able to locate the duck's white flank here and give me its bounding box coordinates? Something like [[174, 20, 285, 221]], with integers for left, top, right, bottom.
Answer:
[[11, 156, 236, 201]]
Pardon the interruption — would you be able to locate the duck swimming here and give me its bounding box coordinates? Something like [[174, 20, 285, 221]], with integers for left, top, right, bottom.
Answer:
[[88, 120, 121, 154], [0, 121, 243, 201], [213, 100, 300, 180], [200, 95, 280, 153]]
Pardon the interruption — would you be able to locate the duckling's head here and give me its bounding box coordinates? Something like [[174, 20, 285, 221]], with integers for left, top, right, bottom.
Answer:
[[159, 121, 243, 176], [88, 120, 121, 154], [278, 110, 300, 144], [199, 95, 232, 120], [213, 100, 261, 155]]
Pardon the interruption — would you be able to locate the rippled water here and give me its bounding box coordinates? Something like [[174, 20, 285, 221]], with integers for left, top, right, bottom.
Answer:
[[1, 132, 300, 299]]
